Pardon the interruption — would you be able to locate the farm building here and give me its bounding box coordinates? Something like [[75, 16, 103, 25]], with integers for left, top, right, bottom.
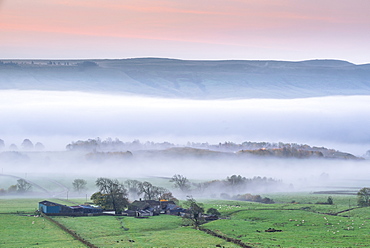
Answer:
[[39, 201, 71, 214], [39, 200, 102, 215], [125, 199, 185, 217]]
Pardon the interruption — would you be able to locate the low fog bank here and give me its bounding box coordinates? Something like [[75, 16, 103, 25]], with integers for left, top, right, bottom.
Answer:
[[1, 150, 370, 198], [1, 90, 370, 155], [1, 90, 370, 198]]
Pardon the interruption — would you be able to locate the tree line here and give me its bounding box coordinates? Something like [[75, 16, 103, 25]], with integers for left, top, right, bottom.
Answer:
[[0, 179, 32, 195], [0, 139, 45, 151], [65, 137, 348, 155]]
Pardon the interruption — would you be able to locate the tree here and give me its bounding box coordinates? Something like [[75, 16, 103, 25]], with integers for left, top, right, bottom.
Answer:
[[357, 187, 370, 207], [183, 196, 205, 229], [170, 174, 191, 192], [72, 179, 87, 194], [226, 175, 246, 186], [226, 175, 247, 193], [206, 208, 221, 217], [17, 179, 32, 193], [160, 192, 179, 204], [327, 196, 333, 205], [9, 144, 18, 150], [8, 185, 17, 194], [124, 179, 142, 200], [34, 142, 45, 151], [138, 181, 168, 200], [79, 61, 98, 67], [91, 192, 107, 208], [0, 139, 4, 150], [94, 178, 128, 214], [21, 139, 34, 150]]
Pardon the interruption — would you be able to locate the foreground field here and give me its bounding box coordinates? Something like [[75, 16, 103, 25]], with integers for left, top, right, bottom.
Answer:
[[2, 193, 370, 247], [53, 215, 238, 247], [205, 209, 369, 247], [0, 198, 87, 247]]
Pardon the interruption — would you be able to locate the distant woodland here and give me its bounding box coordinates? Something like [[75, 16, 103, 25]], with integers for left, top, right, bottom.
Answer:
[[66, 138, 361, 160]]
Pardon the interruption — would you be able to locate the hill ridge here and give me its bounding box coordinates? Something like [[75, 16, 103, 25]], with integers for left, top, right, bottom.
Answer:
[[1, 58, 370, 99]]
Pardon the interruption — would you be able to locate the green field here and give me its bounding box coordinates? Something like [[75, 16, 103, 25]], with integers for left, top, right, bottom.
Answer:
[[204, 209, 369, 247], [1, 193, 370, 247], [53, 214, 238, 247], [0, 198, 88, 247]]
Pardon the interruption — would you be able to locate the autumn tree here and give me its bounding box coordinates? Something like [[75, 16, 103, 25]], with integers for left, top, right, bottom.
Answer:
[[8, 185, 17, 193]]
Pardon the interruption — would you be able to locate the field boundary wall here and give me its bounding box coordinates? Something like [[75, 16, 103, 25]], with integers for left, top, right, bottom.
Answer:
[[199, 227, 253, 248], [41, 212, 98, 248]]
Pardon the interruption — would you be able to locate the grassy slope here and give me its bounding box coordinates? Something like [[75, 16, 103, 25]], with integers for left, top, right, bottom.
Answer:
[[204, 209, 370, 247], [203, 194, 370, 248]]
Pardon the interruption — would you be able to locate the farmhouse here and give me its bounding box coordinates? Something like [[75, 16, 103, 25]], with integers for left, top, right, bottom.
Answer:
[[39, 200, 102, 216], [125, 199, 186, 217]]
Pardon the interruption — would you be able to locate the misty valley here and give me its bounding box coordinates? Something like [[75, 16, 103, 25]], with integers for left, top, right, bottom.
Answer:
[[2, 59, 370, 247], [1, 137, 369, 195], [2, 138, 370, 247]]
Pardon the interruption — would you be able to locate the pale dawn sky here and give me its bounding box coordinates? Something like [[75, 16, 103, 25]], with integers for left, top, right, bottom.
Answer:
[[1, 0, 369, 63]]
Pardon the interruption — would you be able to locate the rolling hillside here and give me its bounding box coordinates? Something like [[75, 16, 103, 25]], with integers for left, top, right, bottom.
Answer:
[[1, 58, 370, 99]]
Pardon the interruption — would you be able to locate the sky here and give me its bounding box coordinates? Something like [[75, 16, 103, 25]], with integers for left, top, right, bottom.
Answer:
[[1, 1, 370, 156], [1, 0, 370, 63]]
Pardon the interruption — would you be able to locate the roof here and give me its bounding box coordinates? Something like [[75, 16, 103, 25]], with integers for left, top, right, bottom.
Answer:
[[130, 200, 160, 210], [39, 200, 65, 207]]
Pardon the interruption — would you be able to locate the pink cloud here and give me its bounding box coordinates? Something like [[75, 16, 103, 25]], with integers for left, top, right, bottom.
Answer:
[[1, 0, 369, 62]]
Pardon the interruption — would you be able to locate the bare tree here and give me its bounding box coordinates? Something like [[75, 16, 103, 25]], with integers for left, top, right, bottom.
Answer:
[[138, 181, 168, 200], [17, 179, 32, 193], [170, 174, 191, 192], [124, 179, 141, 200], [72, 179, 87, 194]]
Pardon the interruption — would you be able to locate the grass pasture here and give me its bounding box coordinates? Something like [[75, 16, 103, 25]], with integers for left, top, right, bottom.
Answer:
[[0, 213, 84, 247], [52, 214, 239, 247], [204, 209, 370, 247], [1, 193, 370, 247], [0, 198, 88, 247]]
